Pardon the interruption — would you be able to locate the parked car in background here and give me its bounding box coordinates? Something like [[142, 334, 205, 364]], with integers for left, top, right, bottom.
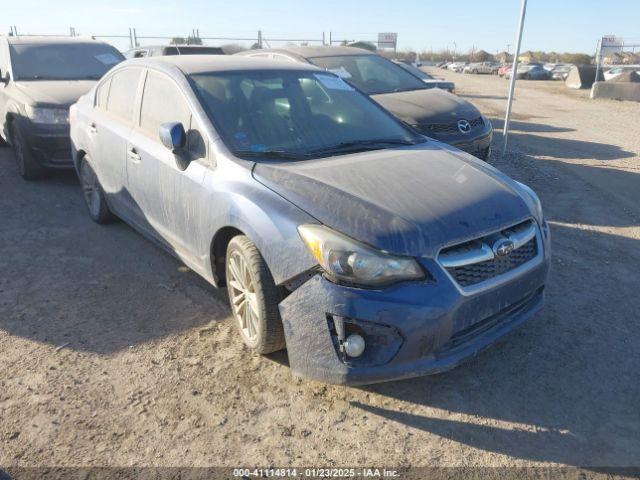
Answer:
[[439, 61, 451, 69], [124, 45, 224, 58], [506, 64, 549, 80], [498, 64, 512, 77], [70, 55, 550, 385], [393, 61, 455, 93], [448, 62, 467, 73], [463, 62, 500, 74], [550, 64, 573, 81], [237, 46, 493, 159], [0, 35, 124, 179], [604, 65, 640, 81]]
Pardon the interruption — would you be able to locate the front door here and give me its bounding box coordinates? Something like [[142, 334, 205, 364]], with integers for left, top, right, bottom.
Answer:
[[126, 69, 210, 260]]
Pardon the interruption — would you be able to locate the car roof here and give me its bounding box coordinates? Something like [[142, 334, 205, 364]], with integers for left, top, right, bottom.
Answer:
[[128, 45, 221, 50], [121, 55, 322, 75], [239, 45, 375, 59], [3, 35, 105, 45]]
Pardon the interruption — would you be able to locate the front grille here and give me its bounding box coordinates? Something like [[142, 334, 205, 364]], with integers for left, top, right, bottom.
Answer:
[[448, 238, 537, 287], [423, 116, 484, 135], [439, 220, 539, 288]]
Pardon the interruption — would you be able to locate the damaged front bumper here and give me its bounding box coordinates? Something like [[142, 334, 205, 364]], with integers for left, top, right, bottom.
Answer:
[[279, 227, 550, 386]]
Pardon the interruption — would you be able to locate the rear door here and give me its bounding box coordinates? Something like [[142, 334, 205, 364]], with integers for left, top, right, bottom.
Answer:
[[87, 67, 143, 217], [126, 68, 210, 258]]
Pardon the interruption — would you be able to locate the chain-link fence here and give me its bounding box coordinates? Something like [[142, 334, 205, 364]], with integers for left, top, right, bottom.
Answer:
[[5, 26, 386, 53]]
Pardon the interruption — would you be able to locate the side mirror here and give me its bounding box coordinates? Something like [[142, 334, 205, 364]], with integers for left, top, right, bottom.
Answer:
[[159, 122, 186, 153], [159, 122, 190, 170], [0, 70, 9, 84]]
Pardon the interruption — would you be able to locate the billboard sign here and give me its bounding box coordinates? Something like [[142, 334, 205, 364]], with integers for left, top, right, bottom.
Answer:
[[600, 35, 624, 56], [378, 32, 398, 49]]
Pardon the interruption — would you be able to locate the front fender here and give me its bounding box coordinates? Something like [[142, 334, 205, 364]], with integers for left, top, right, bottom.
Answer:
[[202, 160, 319, 286]]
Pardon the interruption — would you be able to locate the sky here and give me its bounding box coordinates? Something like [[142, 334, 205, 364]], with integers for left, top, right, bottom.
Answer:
[[3, 0, 639, 54]]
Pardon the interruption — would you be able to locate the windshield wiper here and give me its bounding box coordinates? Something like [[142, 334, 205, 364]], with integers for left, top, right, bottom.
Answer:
[[234, 150, 308, 160], [308, 138, 419, 155]]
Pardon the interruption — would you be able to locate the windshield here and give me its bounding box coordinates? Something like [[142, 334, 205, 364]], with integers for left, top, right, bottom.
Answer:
[[396, 63, 434, 80], [9, 43, 124, 80], [307, 55, 427, 95], [190, 70, 422, 160]]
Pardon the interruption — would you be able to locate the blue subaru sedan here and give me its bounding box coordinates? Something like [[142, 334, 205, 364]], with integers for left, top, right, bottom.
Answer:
[[70, 56, 550, 385]]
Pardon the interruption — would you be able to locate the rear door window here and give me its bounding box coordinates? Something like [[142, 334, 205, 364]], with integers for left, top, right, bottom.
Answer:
[[106, 68, 142, 122]]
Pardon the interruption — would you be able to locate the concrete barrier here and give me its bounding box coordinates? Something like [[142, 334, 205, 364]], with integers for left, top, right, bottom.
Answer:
[[565, 65, 603, 89], [591, 82, 640, 101]]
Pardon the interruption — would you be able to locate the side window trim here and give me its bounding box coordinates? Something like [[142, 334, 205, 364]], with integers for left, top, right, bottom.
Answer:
[[135, 69, 149, 129]]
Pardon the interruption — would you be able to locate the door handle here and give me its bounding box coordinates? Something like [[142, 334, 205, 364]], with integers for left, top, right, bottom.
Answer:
[[127, 148, 141, 162], [88, 123, 97, 134]]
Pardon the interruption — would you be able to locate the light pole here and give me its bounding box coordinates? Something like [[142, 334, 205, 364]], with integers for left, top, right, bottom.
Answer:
[[502, 0, 527, 157]]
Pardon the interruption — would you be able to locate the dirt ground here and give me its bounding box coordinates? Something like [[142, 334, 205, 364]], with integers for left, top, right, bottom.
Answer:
[[1, 69, 639, 472]]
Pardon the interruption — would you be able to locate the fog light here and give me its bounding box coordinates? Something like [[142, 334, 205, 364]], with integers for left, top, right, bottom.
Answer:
[[343, 334, 365, 358]]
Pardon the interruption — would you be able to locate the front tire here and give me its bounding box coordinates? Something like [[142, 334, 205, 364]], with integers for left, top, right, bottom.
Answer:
[[476, 147, 491, 161], [10, 123, 47, 180], [78, 157, 116, 224], [226, 235, 286, 354]]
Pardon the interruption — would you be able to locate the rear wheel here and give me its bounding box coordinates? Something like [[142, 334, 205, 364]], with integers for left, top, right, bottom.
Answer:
[[226, 235, 286, 354], [78, 156, 116, 224], [10, 123, 47, 180]]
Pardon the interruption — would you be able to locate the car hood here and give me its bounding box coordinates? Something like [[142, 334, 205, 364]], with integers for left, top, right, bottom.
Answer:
[[372, 88, 480, 126], [253, 144, 532, 258], [14, 80, 97, 108], [422, 79, 454, 87]]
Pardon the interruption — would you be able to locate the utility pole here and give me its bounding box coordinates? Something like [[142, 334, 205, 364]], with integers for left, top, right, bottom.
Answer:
[[502, 0, 527, 157], [594, 38, 602, 86]]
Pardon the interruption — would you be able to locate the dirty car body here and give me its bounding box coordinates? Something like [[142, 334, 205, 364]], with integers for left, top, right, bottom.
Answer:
[[236, 47, 493, 161], [70, 56, 550, 385], [0, 36, 124, 177]]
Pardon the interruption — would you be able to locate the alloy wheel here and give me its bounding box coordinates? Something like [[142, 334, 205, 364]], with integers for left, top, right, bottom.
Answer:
[[227, 250, 260, 344], [80, 161, 101, 218]]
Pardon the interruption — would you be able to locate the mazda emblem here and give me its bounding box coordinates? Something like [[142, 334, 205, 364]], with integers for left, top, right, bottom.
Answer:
[[457, 119, 471, 134]]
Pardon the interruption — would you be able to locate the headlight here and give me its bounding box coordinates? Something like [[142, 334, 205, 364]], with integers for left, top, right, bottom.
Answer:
[[515, 181, 544, 222], [298, 224, 425, 288], [25, 105, 69, 125], [482, 115, 492, 128]]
